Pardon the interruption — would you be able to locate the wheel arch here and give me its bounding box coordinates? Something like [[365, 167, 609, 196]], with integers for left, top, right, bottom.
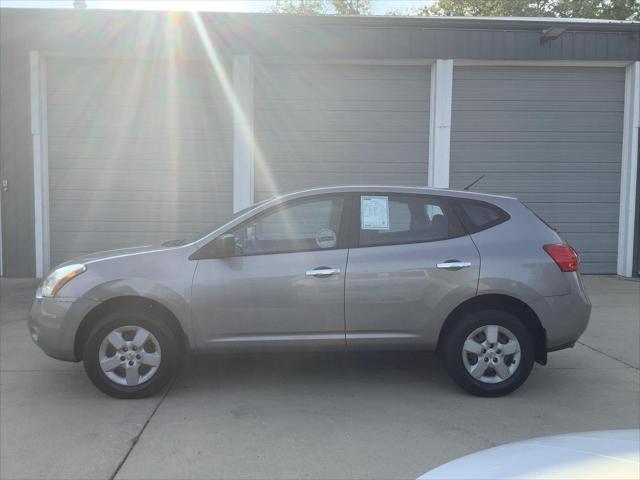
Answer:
[[74, 296, 189, 360], [437, 294, 547, 365]]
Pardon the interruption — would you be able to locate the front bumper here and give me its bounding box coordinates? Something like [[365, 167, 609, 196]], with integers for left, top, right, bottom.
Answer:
[[28, 290, 99, 362]]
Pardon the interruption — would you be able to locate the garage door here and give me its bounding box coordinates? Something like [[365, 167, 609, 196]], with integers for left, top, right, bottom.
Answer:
[[46, 57, 233, 267], [254, 63, 431, 201], [450, 66, 625, 274]]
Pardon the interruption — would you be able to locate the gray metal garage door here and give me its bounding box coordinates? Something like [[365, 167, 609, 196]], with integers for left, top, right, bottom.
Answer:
[[450, 66, 625, 274], [254, 63, 431, 201], [46, 57, 233, 267]]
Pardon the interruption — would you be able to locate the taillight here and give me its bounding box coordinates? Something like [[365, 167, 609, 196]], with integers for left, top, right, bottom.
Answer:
[[543, 244, 579, 272]]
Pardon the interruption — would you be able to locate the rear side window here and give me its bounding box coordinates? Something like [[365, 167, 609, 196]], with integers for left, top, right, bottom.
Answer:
[[456, 200, 510, 233], [358, 194, 463, 247]]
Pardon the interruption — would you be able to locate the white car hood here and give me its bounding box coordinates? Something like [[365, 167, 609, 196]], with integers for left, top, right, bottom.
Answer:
[[419, 430, 640, 480]]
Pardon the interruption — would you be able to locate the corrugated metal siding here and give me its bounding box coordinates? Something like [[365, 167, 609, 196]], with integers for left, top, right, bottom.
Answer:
[[450, 66, 625, 274], [46, 57, 233, 266], [253, 63, 430, 201], [0, 42, 35, 277]]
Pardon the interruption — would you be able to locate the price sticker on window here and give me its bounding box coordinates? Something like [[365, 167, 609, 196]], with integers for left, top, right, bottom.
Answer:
[[361, 196, 390, 230]]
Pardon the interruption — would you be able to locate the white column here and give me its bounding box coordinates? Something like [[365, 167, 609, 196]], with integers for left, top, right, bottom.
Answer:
[[428, 59, 453, 188], [617, 61, 639, 277], [232, 55, 254, 212], [30, 51, 50, 277]]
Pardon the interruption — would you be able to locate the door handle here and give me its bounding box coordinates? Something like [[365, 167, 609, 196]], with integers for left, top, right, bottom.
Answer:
[[436, 261, 471, 271], [306, 268, 340, 277]]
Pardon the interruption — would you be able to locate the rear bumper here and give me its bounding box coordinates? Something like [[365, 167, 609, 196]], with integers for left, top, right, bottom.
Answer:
[[529, 274, 591, 351], [28, 291, 98, 362]]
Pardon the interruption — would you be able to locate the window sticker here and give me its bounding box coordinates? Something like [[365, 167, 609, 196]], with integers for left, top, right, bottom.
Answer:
[[361, 196, 390, 230], [315, 228, 337, 249]]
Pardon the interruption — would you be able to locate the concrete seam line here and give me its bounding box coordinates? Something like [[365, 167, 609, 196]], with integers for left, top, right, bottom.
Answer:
[[109, 378, 176, 480], [577, 341, 638, 370]]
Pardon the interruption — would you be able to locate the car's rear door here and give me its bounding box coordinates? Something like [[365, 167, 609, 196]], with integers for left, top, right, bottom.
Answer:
[[191, 194, 351, 352], [345, 193, 480, 350]]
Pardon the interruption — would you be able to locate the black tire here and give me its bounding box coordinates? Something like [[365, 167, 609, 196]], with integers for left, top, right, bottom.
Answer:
[[82, 308, 180, 399], [441, 309, 535, 397]]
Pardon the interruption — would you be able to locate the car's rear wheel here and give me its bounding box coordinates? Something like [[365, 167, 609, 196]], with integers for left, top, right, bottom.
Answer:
[[82, 309, 180, 399], [441, 309, 535, 397]]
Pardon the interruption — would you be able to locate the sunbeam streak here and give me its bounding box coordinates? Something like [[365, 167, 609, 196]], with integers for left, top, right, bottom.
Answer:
[[189, 11, 280, 208]]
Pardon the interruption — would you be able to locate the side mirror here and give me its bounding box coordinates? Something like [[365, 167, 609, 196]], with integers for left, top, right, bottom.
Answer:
[[214, 234, 237, 257]]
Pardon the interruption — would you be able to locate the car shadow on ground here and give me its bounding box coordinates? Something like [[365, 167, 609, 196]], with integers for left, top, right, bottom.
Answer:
[[178, 350, 460, 395]]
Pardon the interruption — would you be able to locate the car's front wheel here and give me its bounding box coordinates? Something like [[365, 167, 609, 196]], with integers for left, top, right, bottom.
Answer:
[[82, 308, 180, 399], [441, 309, 535, 397]]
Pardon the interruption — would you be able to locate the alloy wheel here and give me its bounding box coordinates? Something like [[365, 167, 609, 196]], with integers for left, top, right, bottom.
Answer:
[[98, 325, 162, 386], [461, 324, 521, 384]]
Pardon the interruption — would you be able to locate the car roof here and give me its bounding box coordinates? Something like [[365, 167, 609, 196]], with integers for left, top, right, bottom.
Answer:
[[269, 185, 517, 203]]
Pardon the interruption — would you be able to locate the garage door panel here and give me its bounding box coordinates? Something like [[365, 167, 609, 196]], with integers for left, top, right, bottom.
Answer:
[[49, 170, 231, 191], [256, 161, 427, 174], [48, 93, 228, 111], [47, 58, 225, 99], [48, 104, 230, 131], [256, 98, 429, 113], [453, 99, 625, 113], [453, 111, 622, 133], [453, 82, 624, 102], [254, 63, 430, 200], [451, 142, 622, 164], [260, 141, 427, 162], [450, 173, 620, 192], [49, 204, 228, 223], [452, 131, 622, 143], [50, 188, 231, 203], [262, 79, 427, 101], [48, 156, 233, 172], [47, 57, 233, 266], [255, 130, 427, 143], [256, 63, 430, 80], [255, 110, 428, 132], [49, 124, 232, 142], [451, 66, 624, 274], [49, 137, 230, 162], [452, 161, 620, 174], [452, 66, 624, 81]]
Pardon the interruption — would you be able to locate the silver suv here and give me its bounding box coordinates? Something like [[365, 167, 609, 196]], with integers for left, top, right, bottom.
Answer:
[[29, 186, 591, 398]]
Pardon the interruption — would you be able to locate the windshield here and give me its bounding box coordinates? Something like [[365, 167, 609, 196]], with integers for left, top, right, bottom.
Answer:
[[161, 200, 269, 247]]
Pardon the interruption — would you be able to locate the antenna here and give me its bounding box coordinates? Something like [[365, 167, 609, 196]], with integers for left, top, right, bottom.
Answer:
[[463, 175, 485, 191]]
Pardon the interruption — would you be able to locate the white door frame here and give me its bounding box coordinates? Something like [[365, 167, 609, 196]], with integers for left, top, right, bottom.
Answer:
[[31, 51, 50, 278], [617, 61, 640, 277]]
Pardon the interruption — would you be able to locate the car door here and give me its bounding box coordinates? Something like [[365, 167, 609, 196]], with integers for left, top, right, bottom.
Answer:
[[345, 193, 480, 350], [191, 194, 349, 353]]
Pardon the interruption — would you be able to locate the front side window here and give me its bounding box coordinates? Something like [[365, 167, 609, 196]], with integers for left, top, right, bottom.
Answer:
[[229, 196, 345, 255], [358, 195, 458, 247]]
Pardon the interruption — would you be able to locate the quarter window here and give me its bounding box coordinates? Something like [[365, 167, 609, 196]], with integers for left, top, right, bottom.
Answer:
[[457, 200, 510, 233], [229, 196, 344, 255], [358, 195, 459, 247]]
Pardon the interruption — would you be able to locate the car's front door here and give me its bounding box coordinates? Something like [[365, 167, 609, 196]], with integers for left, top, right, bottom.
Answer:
[[345, 193, 480, 350], [191, 194, 349, 353]]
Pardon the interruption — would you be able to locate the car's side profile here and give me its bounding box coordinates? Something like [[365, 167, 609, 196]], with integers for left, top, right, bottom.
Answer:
[[28, 186, 591, 399]]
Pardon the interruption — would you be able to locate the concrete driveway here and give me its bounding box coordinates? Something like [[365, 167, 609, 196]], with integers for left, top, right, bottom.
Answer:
[[1, 276, 638, 480]]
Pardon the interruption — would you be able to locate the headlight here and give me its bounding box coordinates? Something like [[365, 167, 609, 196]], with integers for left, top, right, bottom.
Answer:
[[41, 264, 86, 298]]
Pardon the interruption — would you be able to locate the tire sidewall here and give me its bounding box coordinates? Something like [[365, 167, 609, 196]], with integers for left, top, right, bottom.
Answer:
[[83, 309, 178, 399], [442, 309, 535, 397]]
